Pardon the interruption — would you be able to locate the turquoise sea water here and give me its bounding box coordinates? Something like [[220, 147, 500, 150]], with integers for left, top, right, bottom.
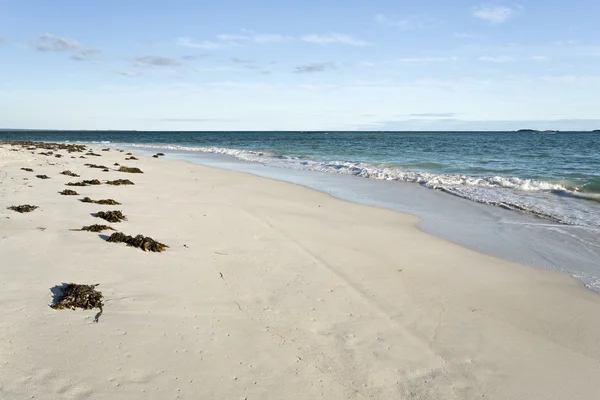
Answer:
[[2, 130, 599, 229]]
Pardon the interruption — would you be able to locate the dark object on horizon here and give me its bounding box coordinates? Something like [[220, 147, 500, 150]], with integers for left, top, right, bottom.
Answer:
[[106, 179, 134, 186], [20, 168, 33, 172], [8, 204, 38, 213], [36, 175, 50, 179], [107, 232, 168, 252], [152, 154, 159, 158], [60, 189, 79, 195], [50, 283, 103, 322], [60, 170, 80, 177], [157, 153, 165, 156], [517, 129, 538, 132], [95, 210, 127, 223], [118, 166, 143, 174]]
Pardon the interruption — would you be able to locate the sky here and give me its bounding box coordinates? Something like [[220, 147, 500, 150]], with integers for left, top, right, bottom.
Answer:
[[1, 0, 600, 131]]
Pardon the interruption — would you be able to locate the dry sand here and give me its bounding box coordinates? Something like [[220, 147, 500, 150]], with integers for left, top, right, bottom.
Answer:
[[1, 143, 599, 400]]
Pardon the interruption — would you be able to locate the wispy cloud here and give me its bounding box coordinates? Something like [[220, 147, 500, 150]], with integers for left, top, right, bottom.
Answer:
[[178, 37, 224, 50], [115, 71, 143, 78], [374, 13, 434, 30], [33, 33, 100, 62], [301, 34, 370, 47], [0, 35, 4, 44], [398, 56, 458, 63], [217, 32, 292, 44], [408, 113, 461, 118], [180, 31, 368, 49], [294, 62, 337, 74], [455, 32, 478, 39], [134, 56, 182, 67], [479, 55, 515, 63], [472, 6, 522, 24]]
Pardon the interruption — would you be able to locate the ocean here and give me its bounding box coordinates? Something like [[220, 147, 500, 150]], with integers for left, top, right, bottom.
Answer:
[[2, 130, 599, 290]]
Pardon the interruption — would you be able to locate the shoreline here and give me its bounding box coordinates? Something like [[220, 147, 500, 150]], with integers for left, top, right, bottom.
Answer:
[[1, 142, 600, 399], [126, 144, 600, 293]]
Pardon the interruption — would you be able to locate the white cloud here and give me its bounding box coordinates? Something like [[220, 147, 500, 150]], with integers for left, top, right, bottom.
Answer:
[[116, 71, 143, 77], [398, 56, 458, 63], [479, 55, 515, 63], [294, 62, 338, 74], [178, 37, 224, 50], [33, 33, 100, 62], [134, 56, 182, 67], [374, 13, 434, 30], [301, 34, 370, 47], [472, 6, 521, 24], [216, 32, 292, 44]]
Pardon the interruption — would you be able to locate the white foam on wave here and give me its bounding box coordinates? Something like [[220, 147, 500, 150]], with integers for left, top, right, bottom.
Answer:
[[124, 143, 600, 228]]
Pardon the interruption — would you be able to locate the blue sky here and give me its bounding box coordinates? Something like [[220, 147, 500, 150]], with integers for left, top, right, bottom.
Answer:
[[1, 0, 599, 131]]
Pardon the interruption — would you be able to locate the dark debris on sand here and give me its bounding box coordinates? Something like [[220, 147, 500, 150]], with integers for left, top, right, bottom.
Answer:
[[66, 179, 102, 187], [36, 175, 50, 179], [84, 164, 108, 169], [50, 283, 104, 320], [125, 156, 138, 161], [0, 140, 86, 153], [80, 197, 121, 205], [106, 179, 134, 186], [118, 166, 143, 174], [107, 232, 169, 252], [8, 205, 39, 213], [20, 168, 33, 172], [95, 210, 127, 223], [101, 148, 110, 151], [79, 224, 116, 232], [60, 189, 79, 195], [60, 170, 80, 177]]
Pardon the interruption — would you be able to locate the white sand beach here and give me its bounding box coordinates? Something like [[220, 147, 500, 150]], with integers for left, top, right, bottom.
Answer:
[[1, 142, 600, 400]]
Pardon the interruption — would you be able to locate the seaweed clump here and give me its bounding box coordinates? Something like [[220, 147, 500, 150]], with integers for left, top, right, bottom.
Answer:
[[80, 197, 121, 205], [107, 232, 168, 252], [50, 283, 103, 316], [66, 179, 101, 186], [84, 164, 108, 169], [118, 166, 143, 174], [95, 210, 127, 223], [60, 170, 80, 177], [106, 179, 134, 186], [20, 168, 33, 172], [36, 175, 50, 179], [8, 205, 38, 213], [80, 224, 116, 232], [125, 156, 138, 160], [60, 189, 79, 195]]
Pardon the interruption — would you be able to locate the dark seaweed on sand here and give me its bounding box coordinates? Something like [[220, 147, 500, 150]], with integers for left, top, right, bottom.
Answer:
[[8, 205, 38, 213], [60, 170, 80, 177], [84, 164, 108, 169], [50, 283, 103, 312], [95, 210, 127, 223], [79, 224, 116, 232], [0, 140, 86, 153], [60, 189, 79, 195], [125, 156, 138, 160], [118, 166, 143, 174], [36, 175, 50, 179], [66, 179, 101, 186], [107, 232, 168, 252], [20, 168, 33, 172], [80, 197, 121, 205], [106, 179, 134, 186]]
